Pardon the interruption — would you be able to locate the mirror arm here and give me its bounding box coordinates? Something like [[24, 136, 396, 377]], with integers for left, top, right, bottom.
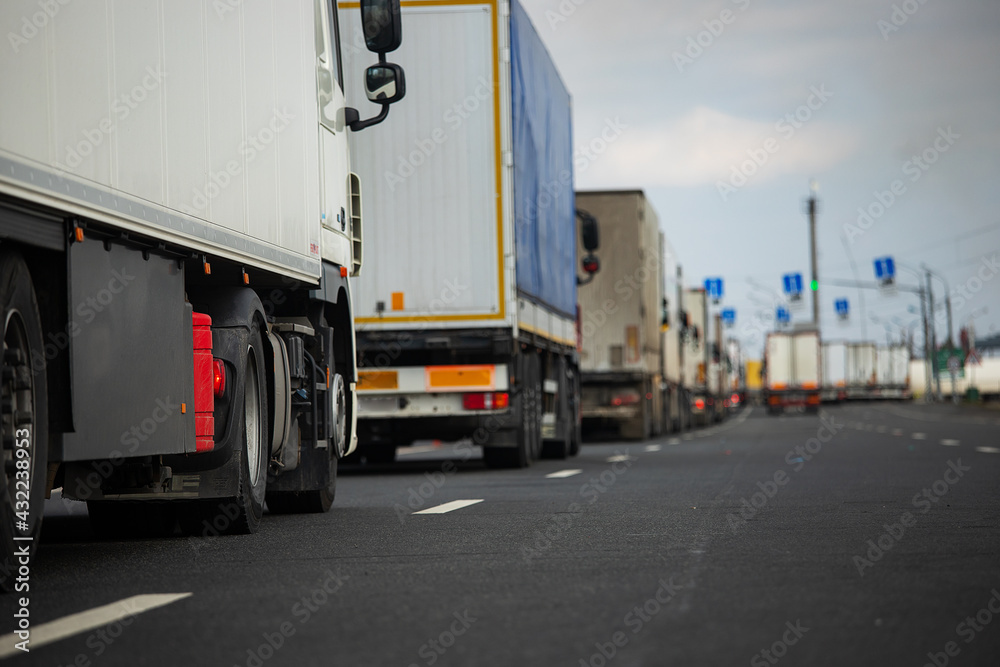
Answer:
[[577, 273, 596, 286], [346, 103, 390, 132]]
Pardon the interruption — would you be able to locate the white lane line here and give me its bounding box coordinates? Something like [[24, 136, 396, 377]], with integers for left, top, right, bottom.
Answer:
[[605, 454, 637, 463], [413, 499, 484, 515], [975, 447, 1000, 454], [667, 438, 681, 446], [546, 469, 583, 479], [892, 429, 904, 436], [397, 444, 442, 456], [644, 445, 662, 453], [940, 439, 961, 447], [0, 594, 191, 659], [912, 433, 927, 440]]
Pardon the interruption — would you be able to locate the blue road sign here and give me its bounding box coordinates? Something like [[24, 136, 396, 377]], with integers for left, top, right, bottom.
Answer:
[[721, 308, 736, 326], [782, 273, 803, 296], [874, 257, 896, 284], [776, 306, 790, 324], [835, 298, 850, 319], [704, 278, 724, 301]]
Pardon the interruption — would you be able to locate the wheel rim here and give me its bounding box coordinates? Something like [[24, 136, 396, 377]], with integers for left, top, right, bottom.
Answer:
[[244, 349, 261, 487], [331, 374, 347, 457], [3, 310, 34, 510]]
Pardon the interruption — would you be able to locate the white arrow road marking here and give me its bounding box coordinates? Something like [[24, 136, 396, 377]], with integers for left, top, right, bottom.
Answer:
[[546, 469, 583, 479], [0, 594, 191, 659], [413, 499, 484, 515], [975, 446, 1000, 454], [940, 439, 960, 447]]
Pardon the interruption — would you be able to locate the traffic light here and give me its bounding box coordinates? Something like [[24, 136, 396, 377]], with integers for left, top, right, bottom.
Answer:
[[810, 279, 818, 292]]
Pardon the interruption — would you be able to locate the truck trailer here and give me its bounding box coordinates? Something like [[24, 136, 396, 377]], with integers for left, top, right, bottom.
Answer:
[[846, 342, 877, 399], [874, 344, 910, 399], [575, 190, 668, 440], [682, 288, 722, 426], [0, 0, 406, 587], [821, 341, 848, 403], [764, 329, 822, 414], [347, 0, 590, 467]]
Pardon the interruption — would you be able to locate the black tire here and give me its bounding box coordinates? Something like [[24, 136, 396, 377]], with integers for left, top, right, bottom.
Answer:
[[0, 252, 48, 592], [225, 320, 269, 534], [568, 371, 582, 456], [484, 353, 538, 469], [266, 457, 337, 515]]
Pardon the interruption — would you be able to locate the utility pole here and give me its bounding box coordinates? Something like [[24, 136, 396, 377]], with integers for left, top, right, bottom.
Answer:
[[919, 283, 932, 403], [926, 270, 941, 401], [807, 184, 819, 328]]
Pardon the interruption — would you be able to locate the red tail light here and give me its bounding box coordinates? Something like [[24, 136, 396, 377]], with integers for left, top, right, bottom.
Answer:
[[611, 392, 640, 407], [731, 393, 740, 405], [214, 359, 226, 397], [694, 398, 705, 410], [463, 392, 509, 410]]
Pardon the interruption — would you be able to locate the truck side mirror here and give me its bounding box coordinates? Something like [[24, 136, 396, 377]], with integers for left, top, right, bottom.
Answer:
[[348, 1, 406, 131], [577, 210, 599, 251], [360, 0, 402, 54], [365, 64, 405, 104]]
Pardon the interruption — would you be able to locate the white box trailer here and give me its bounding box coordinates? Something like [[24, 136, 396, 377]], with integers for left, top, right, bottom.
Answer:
[[682, 288, 723, 426], [874, 345, 910, 398], [0, 0, 406, 586], [346, 0, 584, 467], [822, 342, 848, 403], [846, 342, 878, 398], [764, 330, 821, 413], [575, 190, 666, 439]]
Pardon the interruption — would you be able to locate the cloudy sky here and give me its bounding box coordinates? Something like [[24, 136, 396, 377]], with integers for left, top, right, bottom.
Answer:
[[519, 0, 1000, 358]]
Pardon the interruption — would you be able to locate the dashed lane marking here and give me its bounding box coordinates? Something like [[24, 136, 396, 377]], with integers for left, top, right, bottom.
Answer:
[[940, 439, 960, 447], [975, 447, 1000, 454], [0, 594, 191, 659], [546, 469, 583, 479], [413, 499, 484, 515], [606, 454, 637, 463], [644, 445, 662, 453], [912, 433, 927, 440]]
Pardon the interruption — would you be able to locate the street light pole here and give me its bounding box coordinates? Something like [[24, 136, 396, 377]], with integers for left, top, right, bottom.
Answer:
[[926, 270, 942, 401], [807, 184, 819, 328]]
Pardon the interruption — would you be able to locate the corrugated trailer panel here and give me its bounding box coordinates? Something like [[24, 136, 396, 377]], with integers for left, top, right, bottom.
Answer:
[[792, 332, 821, 387], [766, 335, 793, 389], [823, 342, 848, 388], [346, 0, 575, 336], [345, 3, 506, 323], [847, 343, 877, 386], [576, 191, 662, 375], [0, 0, 322, 280]]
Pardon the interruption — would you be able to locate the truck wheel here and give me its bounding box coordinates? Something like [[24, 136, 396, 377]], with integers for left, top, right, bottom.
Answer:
[[266, 457, 337, 514], [226, 321, 269, 533], [0, 252, 48, 591], [483, 353, 538, 469]]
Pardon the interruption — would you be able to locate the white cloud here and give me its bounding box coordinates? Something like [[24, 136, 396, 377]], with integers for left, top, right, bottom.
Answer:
[[578, 106, 859, 189]]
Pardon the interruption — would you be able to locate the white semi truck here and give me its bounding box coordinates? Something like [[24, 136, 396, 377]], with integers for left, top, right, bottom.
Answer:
[[764, 329, 822, 414], [346, 0, 593, 467], [575, 190, 669, 440], [0, 0, 406, 588]]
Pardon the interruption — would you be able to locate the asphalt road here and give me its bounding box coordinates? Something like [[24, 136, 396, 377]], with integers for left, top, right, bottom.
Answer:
[[3, 402, 1000, 667]]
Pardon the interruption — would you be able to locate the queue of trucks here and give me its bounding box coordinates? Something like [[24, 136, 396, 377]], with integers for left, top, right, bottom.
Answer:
[[0, 0, 741, 587]]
